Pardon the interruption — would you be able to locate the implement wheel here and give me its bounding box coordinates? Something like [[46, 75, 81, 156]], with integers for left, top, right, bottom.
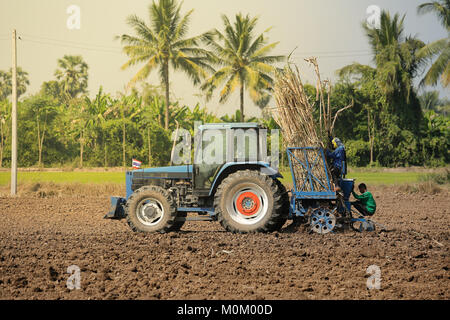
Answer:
[[214, 170, 286, 233], [125, 186, 177, 233], [310, 207, 336, 234]]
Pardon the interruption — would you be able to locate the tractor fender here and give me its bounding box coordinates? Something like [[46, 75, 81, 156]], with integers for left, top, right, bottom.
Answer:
[[208, 162, 282, 197]]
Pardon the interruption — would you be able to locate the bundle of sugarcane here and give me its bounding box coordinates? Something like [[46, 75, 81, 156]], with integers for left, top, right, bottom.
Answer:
[[272, 64, 327, 191], [272, 59, 353, 190], [272, 65, 322, 148]]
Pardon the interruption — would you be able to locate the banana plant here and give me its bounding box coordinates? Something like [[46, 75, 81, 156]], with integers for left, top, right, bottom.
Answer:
[[220, 110, 258, 123], [84, 88, 111, 166], [109, 93, 143, 167]]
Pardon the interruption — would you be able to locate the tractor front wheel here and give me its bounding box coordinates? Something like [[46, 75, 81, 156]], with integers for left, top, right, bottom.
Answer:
[[125, 186, 177, 233], [214, 170, 286, 233]]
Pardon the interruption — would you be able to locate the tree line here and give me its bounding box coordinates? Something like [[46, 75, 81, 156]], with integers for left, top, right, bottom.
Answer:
[[0, 0, 448, 168]]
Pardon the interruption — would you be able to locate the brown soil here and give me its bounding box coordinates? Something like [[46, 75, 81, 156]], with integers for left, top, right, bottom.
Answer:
[[0, 187, 448, 300]]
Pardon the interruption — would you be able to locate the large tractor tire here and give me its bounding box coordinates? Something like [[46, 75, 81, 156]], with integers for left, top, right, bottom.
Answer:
[[125, 186, 177, 233], [214, 170, 286, 233]]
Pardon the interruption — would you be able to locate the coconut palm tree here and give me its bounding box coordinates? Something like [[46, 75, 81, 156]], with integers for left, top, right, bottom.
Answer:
[[117, 0, 213, 130], [201, 13, 284, 122], [339, 11, 425, 102], [338, 11, 428, 161], [54, 55, 89, 100], [417, 0, 450, 87], [366, 12, 426, 100]]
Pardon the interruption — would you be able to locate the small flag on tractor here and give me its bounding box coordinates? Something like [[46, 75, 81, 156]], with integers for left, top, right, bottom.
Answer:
[[132, 159, 142, 170]]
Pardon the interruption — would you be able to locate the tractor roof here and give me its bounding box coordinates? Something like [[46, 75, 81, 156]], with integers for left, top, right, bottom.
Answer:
[[198, 123, 260, 130]]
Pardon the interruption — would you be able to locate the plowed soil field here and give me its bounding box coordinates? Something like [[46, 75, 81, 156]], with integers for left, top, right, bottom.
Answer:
[[0, 187, 448, 300]]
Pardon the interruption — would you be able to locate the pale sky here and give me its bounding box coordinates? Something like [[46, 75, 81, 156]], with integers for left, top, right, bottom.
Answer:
[[0, 0, 448, 117]]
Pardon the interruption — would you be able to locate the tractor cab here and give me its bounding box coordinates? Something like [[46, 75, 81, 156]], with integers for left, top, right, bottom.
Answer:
[[191, 123, 276, 195]]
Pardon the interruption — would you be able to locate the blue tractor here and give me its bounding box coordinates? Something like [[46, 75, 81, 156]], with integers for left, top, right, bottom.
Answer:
[[105, 123, 376, 234], [105, 123, 289, 234]]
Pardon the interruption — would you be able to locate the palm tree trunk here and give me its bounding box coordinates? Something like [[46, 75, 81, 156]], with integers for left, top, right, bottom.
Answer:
[[240, 83, 245, 122], [39, 115, 47, 168], [147, 127, 151, 166], [164, 62, 170, 130], [368, 109, 375, 164], [37, 116, 42, 167], [370, 138, 374, 164], [104, 141, 107, 168], [80, 130, 84, 168], [0, 122, 4, 168], [122, 118, 126, 168]]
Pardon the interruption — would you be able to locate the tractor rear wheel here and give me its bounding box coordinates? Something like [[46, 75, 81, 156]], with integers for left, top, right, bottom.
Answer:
[[214, 170, 286, 233], [125, 186, 177, 233]]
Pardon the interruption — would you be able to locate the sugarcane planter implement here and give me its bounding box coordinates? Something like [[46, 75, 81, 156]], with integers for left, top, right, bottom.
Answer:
[[105, 123, 380, 234]]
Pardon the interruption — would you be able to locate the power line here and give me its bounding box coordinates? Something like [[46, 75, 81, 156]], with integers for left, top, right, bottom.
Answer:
[[20, 33, 122, 50], [20, 36, 123, 55], [15, 33, 375, 61], [19, 33, 374, 58], [293, 53, 373, 59], [292, 49, 371, 55]]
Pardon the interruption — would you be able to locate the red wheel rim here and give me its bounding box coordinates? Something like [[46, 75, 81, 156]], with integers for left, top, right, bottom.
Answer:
[[236, 192, 260, 216]]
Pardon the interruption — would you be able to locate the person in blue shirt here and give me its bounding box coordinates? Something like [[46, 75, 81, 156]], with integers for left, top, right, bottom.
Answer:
[[326, 137, 347, 183]]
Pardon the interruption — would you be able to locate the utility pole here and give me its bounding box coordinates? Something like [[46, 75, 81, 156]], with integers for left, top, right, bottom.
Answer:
[[11, 29, 17, 196]]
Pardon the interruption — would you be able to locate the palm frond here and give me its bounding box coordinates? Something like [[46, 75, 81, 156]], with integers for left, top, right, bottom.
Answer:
[[172, 8, 193, 41], [421, 45, 450, 86], [125, 14, 157, 42], [201, 66, 234, 93], [219, 73, 240, 103], [127, 56, 158, 87], [417, 0, 450, 30], [417, 38, 449, 59]]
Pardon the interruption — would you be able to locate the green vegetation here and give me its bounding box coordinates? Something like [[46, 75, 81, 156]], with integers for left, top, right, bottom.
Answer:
[[279, 169, 425, 186], [0, 169, 437, 187], [0, 0, 448, 170], [418, 169, 450, 184], [331, 6, 449, 167]]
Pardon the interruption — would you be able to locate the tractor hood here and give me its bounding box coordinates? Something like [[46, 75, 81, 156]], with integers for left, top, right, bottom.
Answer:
[[132, 165, 192, 179]]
